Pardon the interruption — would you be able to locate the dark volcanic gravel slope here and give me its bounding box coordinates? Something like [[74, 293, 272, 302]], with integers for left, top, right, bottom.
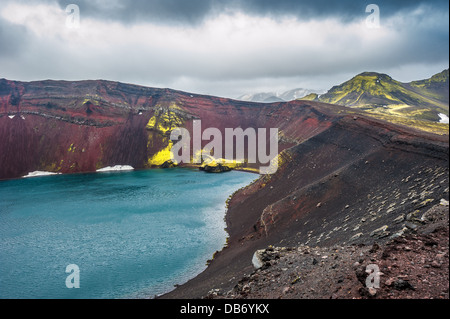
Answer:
[[206, 203, 449, 299]]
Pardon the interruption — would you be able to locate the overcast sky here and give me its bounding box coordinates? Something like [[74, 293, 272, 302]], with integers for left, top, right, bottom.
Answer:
[[0, 0, 448, 98]]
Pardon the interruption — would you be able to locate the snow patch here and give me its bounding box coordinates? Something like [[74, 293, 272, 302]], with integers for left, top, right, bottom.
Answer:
[[96, 165, 135, 172], [8, 115, 15, 119], [23, 171, 61, 178], [438, 113, 449, 124]]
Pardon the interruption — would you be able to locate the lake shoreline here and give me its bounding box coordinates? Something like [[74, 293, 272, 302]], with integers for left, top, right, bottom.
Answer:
[[158, 171, 266, 299]]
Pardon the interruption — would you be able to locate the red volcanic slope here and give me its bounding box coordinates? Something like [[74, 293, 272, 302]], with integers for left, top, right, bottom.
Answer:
[[0, 78, 335, 179]]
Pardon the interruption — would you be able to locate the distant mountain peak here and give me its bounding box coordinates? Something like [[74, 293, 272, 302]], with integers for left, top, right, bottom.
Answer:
[[237, 88, 325, 103]]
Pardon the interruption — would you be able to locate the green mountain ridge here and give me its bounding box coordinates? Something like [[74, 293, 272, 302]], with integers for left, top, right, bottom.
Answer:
[[301, 69, 449, 124]]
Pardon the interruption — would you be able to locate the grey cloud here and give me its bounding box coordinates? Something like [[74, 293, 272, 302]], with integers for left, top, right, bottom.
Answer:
[[53, 0, 449, 25], [0, 18, 29, 58], [56, 0, 216, 25], [0, 0, 447, 98]]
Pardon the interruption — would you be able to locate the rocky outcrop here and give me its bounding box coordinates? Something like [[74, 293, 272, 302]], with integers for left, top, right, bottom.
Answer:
[[160, 160, 177, 169], [200, 164, 232, 173]]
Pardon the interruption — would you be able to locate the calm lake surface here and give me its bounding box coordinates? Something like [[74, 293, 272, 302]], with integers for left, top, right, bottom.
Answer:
[[0, 168, 256, 299]]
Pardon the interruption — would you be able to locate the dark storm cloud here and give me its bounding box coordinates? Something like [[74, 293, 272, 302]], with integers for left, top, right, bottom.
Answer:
[[55, 0, 216, 25], [53, 0, 449, 25], [234, 0, 449, 19]]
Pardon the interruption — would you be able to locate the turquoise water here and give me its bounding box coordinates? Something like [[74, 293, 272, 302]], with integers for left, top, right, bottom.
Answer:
[[0, 169, 255, 299]]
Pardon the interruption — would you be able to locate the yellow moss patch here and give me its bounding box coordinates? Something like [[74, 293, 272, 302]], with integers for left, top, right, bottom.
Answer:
[[82, 94, 102, 106], [42, 162, 59, 172], [58, 160, 64, 171], [146, 116, 157, 130], [146, 108, 184, 135], [276, 150, 293, 168], [68, 143, 76, 153], [148, 141, 175, 166], [167, 102, 184, 111]]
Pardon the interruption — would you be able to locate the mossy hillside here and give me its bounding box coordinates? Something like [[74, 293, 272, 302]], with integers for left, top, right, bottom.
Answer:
[[411, 69, 449, 89], [409, 69, 449, 105], [317, 70, 449, 124], [320, 73, 440, 108]]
